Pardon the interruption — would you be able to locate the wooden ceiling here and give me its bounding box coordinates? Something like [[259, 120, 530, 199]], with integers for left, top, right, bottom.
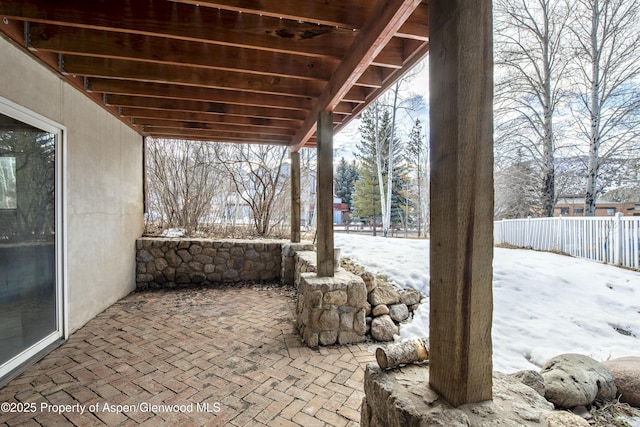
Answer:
[[0, 1, 429, 150]]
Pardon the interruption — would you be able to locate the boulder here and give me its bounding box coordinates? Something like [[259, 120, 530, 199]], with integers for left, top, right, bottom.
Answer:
[[370, 315, 398, 342], [368, 283, 400, 306], [543, 411, 591, 427], [510, 370, 546, 397], [389, 304, 409, 322], [602, 356, 640, 407], [540, 354, 617, 408]]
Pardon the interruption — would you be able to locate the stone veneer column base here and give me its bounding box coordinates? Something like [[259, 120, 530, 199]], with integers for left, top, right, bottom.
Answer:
[[296, 270, 368, 348], [360, 364, 588, 426]]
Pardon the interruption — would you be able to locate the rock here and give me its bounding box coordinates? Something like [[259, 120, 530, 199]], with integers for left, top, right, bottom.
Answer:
[[543, 411, 591, 426], [361, 272, 377, 292], [372, 304, 389, 316], [368, 283, 400, 306], [399, 288, 422, 306], [324, 290, 347, 305], [540, 353, 617, 408], [370, 315, 398, 342], [389, 304, 409, 322], [362, 365, 556, 427], [510, 370, 546, 397], [571, 406, 592, 421], [602, 356, 640, 407]]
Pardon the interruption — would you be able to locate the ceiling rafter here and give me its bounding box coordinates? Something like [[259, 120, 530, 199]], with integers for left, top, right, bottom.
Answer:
[[88, 79, 314, 111], [28, 24, 337, 81], [0, 1, 429, 147], [120, 107, 303, 129], [0, 0, 355, 59], [168, 0, 374, 29]]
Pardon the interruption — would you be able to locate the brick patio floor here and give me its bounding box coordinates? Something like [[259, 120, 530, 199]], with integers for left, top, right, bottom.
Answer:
[[0, 284, 376, 426]]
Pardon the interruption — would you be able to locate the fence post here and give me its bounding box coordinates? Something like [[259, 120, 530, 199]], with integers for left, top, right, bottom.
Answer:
[[558, 215, 564, 253], [614, 212, 623, 265], [526, 216, 532, 248]]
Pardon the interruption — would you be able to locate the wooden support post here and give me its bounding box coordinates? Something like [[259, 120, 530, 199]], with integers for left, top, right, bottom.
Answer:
[[428, 0, 494, 406], [316, 111, 334, 277], [290, 151, 301, 243]]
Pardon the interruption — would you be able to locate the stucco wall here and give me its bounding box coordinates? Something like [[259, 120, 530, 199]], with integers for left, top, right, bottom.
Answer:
[[0, 36, 144, 333]]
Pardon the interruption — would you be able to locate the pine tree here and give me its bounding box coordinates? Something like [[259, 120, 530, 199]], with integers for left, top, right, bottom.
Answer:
[[353, 108, 383, 233], [405, 118, 427, 236], [334, 157, 358, 210]]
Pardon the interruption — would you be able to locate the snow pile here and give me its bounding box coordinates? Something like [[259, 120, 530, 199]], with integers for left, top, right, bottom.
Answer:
[[334, 233, 640, 373]]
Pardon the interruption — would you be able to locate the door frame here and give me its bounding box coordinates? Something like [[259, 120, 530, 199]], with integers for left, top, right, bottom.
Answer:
[[0, 96, 67, 379]]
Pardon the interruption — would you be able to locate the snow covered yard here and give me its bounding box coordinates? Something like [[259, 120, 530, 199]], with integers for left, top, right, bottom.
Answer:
[[334, 233, 640, 373]]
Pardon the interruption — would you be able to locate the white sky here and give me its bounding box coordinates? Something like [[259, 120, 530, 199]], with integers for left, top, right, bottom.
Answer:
[[335, 233, 640, 373]]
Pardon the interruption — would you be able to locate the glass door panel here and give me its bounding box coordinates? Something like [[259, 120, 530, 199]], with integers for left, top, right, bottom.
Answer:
[[0, 113, 58, 369]]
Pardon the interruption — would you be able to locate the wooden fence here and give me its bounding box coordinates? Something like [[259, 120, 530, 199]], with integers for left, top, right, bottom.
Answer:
[[494, 213, 640, 269]]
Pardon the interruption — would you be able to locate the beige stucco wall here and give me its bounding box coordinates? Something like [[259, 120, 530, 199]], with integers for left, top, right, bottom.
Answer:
[[0, 36, 144, 333]]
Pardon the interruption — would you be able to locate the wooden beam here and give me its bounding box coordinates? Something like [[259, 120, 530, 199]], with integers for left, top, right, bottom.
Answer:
[[316, 111, 334, 277], [291, 0, 422, 151], [142, 128, 290, 144], [61, 56, 324, 98], [372, 38, 405, 69], [28, 24, 336, 81], [290, 151, 301, 243], [105, 95, 308, 121], [88, 78, 313, 111], [87, 79, 311, 111], [0, 0, 354, 59], [398, 3, 429, 41], [169, 0, 373, 29], [131, 118, 295, 137], [119, 107, 302, 129], [428, 0, 494, 407]]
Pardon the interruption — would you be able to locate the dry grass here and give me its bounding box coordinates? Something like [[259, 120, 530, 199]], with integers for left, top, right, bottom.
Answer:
[[590, 399, 640, 427]]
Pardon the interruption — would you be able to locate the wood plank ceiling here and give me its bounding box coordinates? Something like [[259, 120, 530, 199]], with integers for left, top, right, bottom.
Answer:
[[0, 0, 429, 150]]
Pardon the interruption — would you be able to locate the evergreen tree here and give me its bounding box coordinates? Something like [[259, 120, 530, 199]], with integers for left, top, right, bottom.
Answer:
[[334, 157, 358, 209], [352, 163, 381, 224], [352, 105, 408, 234], [405, 118, 427, 236]]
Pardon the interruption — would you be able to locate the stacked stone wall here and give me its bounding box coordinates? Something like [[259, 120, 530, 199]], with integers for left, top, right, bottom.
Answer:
[[293, 251, 317, 288], [136, 238, 282, 289], [281, 243, 315, 286], [296, 271, 368, 347]]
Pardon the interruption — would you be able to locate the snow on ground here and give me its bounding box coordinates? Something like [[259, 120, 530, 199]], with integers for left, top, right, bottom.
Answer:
[[335, 233, 640, 373]]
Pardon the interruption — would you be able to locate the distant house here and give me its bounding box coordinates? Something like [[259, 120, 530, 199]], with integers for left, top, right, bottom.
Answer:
[[554, 196, 640, 217]]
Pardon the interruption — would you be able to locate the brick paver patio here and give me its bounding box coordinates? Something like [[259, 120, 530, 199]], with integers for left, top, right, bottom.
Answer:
[[0, 284, 376, 426]]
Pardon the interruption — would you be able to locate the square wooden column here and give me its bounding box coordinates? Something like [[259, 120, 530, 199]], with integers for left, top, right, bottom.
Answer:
[[428, 0, 494, 406], [290, 151, 301, 243], [316, 111, 334, 277]]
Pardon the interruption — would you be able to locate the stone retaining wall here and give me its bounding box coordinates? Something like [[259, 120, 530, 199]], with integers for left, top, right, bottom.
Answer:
[[281, 243, 316, 286], [294, 251, 317, 288], [296, 270, 368, 347], [136, 237, 283, 289]]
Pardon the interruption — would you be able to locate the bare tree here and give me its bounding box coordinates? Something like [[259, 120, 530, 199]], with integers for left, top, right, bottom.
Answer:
[[214, 143, 288, 236], [494, 0, 573, 216], [567, 0, 640, 215], [146, 138, 220, 233]]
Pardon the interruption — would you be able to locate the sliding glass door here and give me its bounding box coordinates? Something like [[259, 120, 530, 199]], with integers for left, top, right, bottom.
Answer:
[[0, 102, 63, 378]]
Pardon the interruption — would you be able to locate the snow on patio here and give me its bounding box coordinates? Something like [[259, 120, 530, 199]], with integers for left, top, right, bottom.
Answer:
[[335, 233, 640, 373]]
